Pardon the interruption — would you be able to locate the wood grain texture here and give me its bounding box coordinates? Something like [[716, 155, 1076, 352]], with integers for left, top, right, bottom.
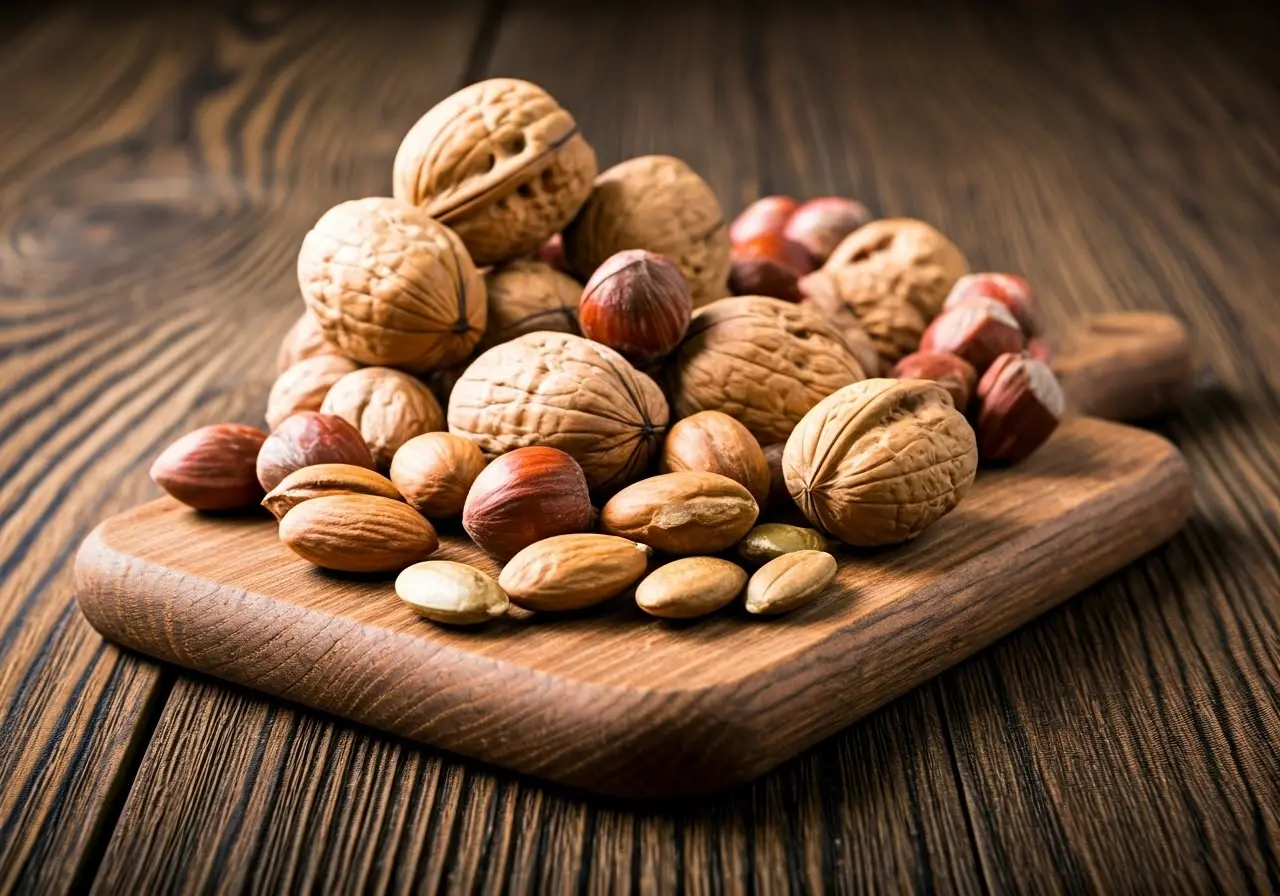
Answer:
[[75, 418, 1190, 798], [2, 0, 1279, 891]]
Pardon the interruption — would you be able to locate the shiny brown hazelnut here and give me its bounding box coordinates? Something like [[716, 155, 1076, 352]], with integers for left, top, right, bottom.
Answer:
[[659, 410, 770, 508], [390, 432, 487, 518], [920, 297, 1025, 373], [256, 412, 375, 492], [783, 197, 871, 264], [944, 273, 1041, 337], [891, 351, 978, 411], [730, 196, 799, 245], [462, 446, 594, 560], [728, 233, 813, 302], [579, 250, 692, 364], [974, 353, 1065, 463], [150, 423, 269, 511]]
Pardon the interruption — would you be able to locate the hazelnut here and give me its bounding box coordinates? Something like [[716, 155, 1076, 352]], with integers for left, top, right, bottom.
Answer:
[[919, 297, 1024, 373], [728, 234, 813, 302], [390, 432, 487, 518], [1026, 336, 1055, 364], [256, 411, 374, 492], [944, 273, 1041, 336], [462, 446, 594, 560], [579, 250, 692, 364], [974, 353, 1064, 463], [320, 367, 444, 471], [265, 354, 360, 430], [535, 233, 572, 274], [298, 197, 487, 373], [729, 196, 798, 245], [480, 259, 581, 351], [891, 351, 978, 411], [659, 410, 770, 508], [276, 311, 341, 374], [783, 197, 871, 264], [150, 423, 268, 510]]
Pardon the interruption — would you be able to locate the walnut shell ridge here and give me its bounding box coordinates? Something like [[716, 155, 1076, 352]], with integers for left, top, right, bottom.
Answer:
[[447, 331, 669, 491], [800, 218, 969, 364], [782, 378, 977, 547], [479, 258, 582, 351], [298, 197, 486, 374], [665, 296, 868, 445], [393, 78, 598, 265], [562, 155, 731, 307]]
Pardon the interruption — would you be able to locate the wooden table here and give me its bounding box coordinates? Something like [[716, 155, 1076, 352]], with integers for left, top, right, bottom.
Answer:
[[3, 2, 1278, 891]]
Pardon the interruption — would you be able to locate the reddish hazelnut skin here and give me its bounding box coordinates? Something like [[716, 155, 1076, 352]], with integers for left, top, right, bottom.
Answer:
[[1026, 336, 1055, 364], [892, 351, 979, 411], [256, 412, 375, 492], [975, 353, 1065, 463], [944, 273, 1041, 337], [150, 423, 269, 510], [730, 196, 799, 245], [462, 446, 594, 561], [729, 233, 813, 302], [535, 233, 572, 274], [783, 197, 872, 264], [579, 250, 692, 364], [920, 297, 1025, 373]]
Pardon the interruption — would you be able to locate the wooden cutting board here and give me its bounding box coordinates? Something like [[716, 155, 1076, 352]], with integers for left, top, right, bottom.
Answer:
[[76, 409, 1191, 799]]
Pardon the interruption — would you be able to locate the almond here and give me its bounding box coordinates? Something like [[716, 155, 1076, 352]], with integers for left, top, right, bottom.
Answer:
[[745, 550, 838, 615], [396, 561, 509, 625], [599, 471, 759, 555], [736, 524, 829, 566], [278, 494, 437, 573], [150, 423, 268, 511], [498, 534, 652, 612], [261, 464, 402, 521], [635, 557, 747, 619]]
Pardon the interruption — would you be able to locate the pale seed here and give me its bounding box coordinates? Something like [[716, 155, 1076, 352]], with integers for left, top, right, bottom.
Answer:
[[396, 561, 509, 625], [745, 550, 838, 615]]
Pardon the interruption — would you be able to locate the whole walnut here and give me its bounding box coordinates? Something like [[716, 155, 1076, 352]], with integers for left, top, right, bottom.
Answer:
[[562, 155, 731, 307], [392, 79, 598, 265], [276, 311, 342, 374], [480, 258, 581, 351], [665, 296, 867, 445], [799, 218, 969, 364], [447, 331, 669, 490], [320, 367, 445, 471], [783, 379, 977, 547], [298, 197, 486, 373], [265, 354, 360, 430]]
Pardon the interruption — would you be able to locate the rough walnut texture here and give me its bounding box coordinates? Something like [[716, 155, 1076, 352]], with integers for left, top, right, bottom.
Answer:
[[782, 378, 977, 547], [479, 259, 582, 351], [800, 218, 969, 364], [665, 296, 867, 445], [392, 78, 598, 265], [447, 331, 669, 490], [276, 310, 342, 375], [320, 367, 445, 471], [298, 197, 487, 374], [797, 297, 883, 377], [562, 155, 731, 307]]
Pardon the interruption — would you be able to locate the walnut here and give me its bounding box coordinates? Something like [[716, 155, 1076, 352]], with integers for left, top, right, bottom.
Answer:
[[479, 259, 581, 351], [298, 197, 486, 374], [783, 378, 977, 546], [276, 310, 342, 374], [799, 218, 969, 364], [665, 296, 868, 445], [797, 297, 883, 377], [393, 79, 597, 265], [320, 367, 445, 471], [562, 155, 731, 306], [447, 331, 669, 490]]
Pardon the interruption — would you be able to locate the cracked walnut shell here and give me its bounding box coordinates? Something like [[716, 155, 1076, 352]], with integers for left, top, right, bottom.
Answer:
[[298, 197, 486, 374], [447, 331, 669, 491], [783, 378, 977, 547], [800, 218, 969, 364], [393, 78, 597, 265], [665, 296, 868, 445], [562, 155, 731, 306]]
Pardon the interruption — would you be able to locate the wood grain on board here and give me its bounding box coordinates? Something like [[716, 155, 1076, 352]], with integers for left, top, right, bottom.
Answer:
[[2, 0, 1279, 892]]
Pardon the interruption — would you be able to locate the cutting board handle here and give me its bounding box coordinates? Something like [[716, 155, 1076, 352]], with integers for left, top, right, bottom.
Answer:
[[1052, 311, 1194, 421]]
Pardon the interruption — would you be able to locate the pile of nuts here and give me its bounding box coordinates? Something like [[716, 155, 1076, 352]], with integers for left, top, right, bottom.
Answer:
[[148, 78, 1067, 627]]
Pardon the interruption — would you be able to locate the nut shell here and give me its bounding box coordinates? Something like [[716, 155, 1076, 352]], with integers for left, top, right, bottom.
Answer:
[[891, 351, 978, 411], [276, 311, 342, 374], [974, 353, 1065, 463], [783, 379, 977, 547], [600, 471, 759, 555], [462, 446, 594, 561], [278, 494, 438, 573], [659, 410, 770, 508], [448, 331, 669, 490], [480, 259, 582, 350], [150, 423, 268, 511], [579, 249, 692, 364], [919, 297, 1025, 373], [265, 354, 360, 430], [298, 197, 486, 373], [944, 273, 1041, 336], [729, 196, 798, 245], [389, 432, 487, 518], [498, 534, 652, 612], [666, 296, 867, 445], [784, 197, 872, 265], [392, 78, 597, 265], [256, 411, 374, 492], [728, 234, 812, 302], [799, 218, 969, 363], [261, 463, 402, 521], [320, 367, 444, 471], [563, 155, 731, 306], [635, 557, 747, 619]]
